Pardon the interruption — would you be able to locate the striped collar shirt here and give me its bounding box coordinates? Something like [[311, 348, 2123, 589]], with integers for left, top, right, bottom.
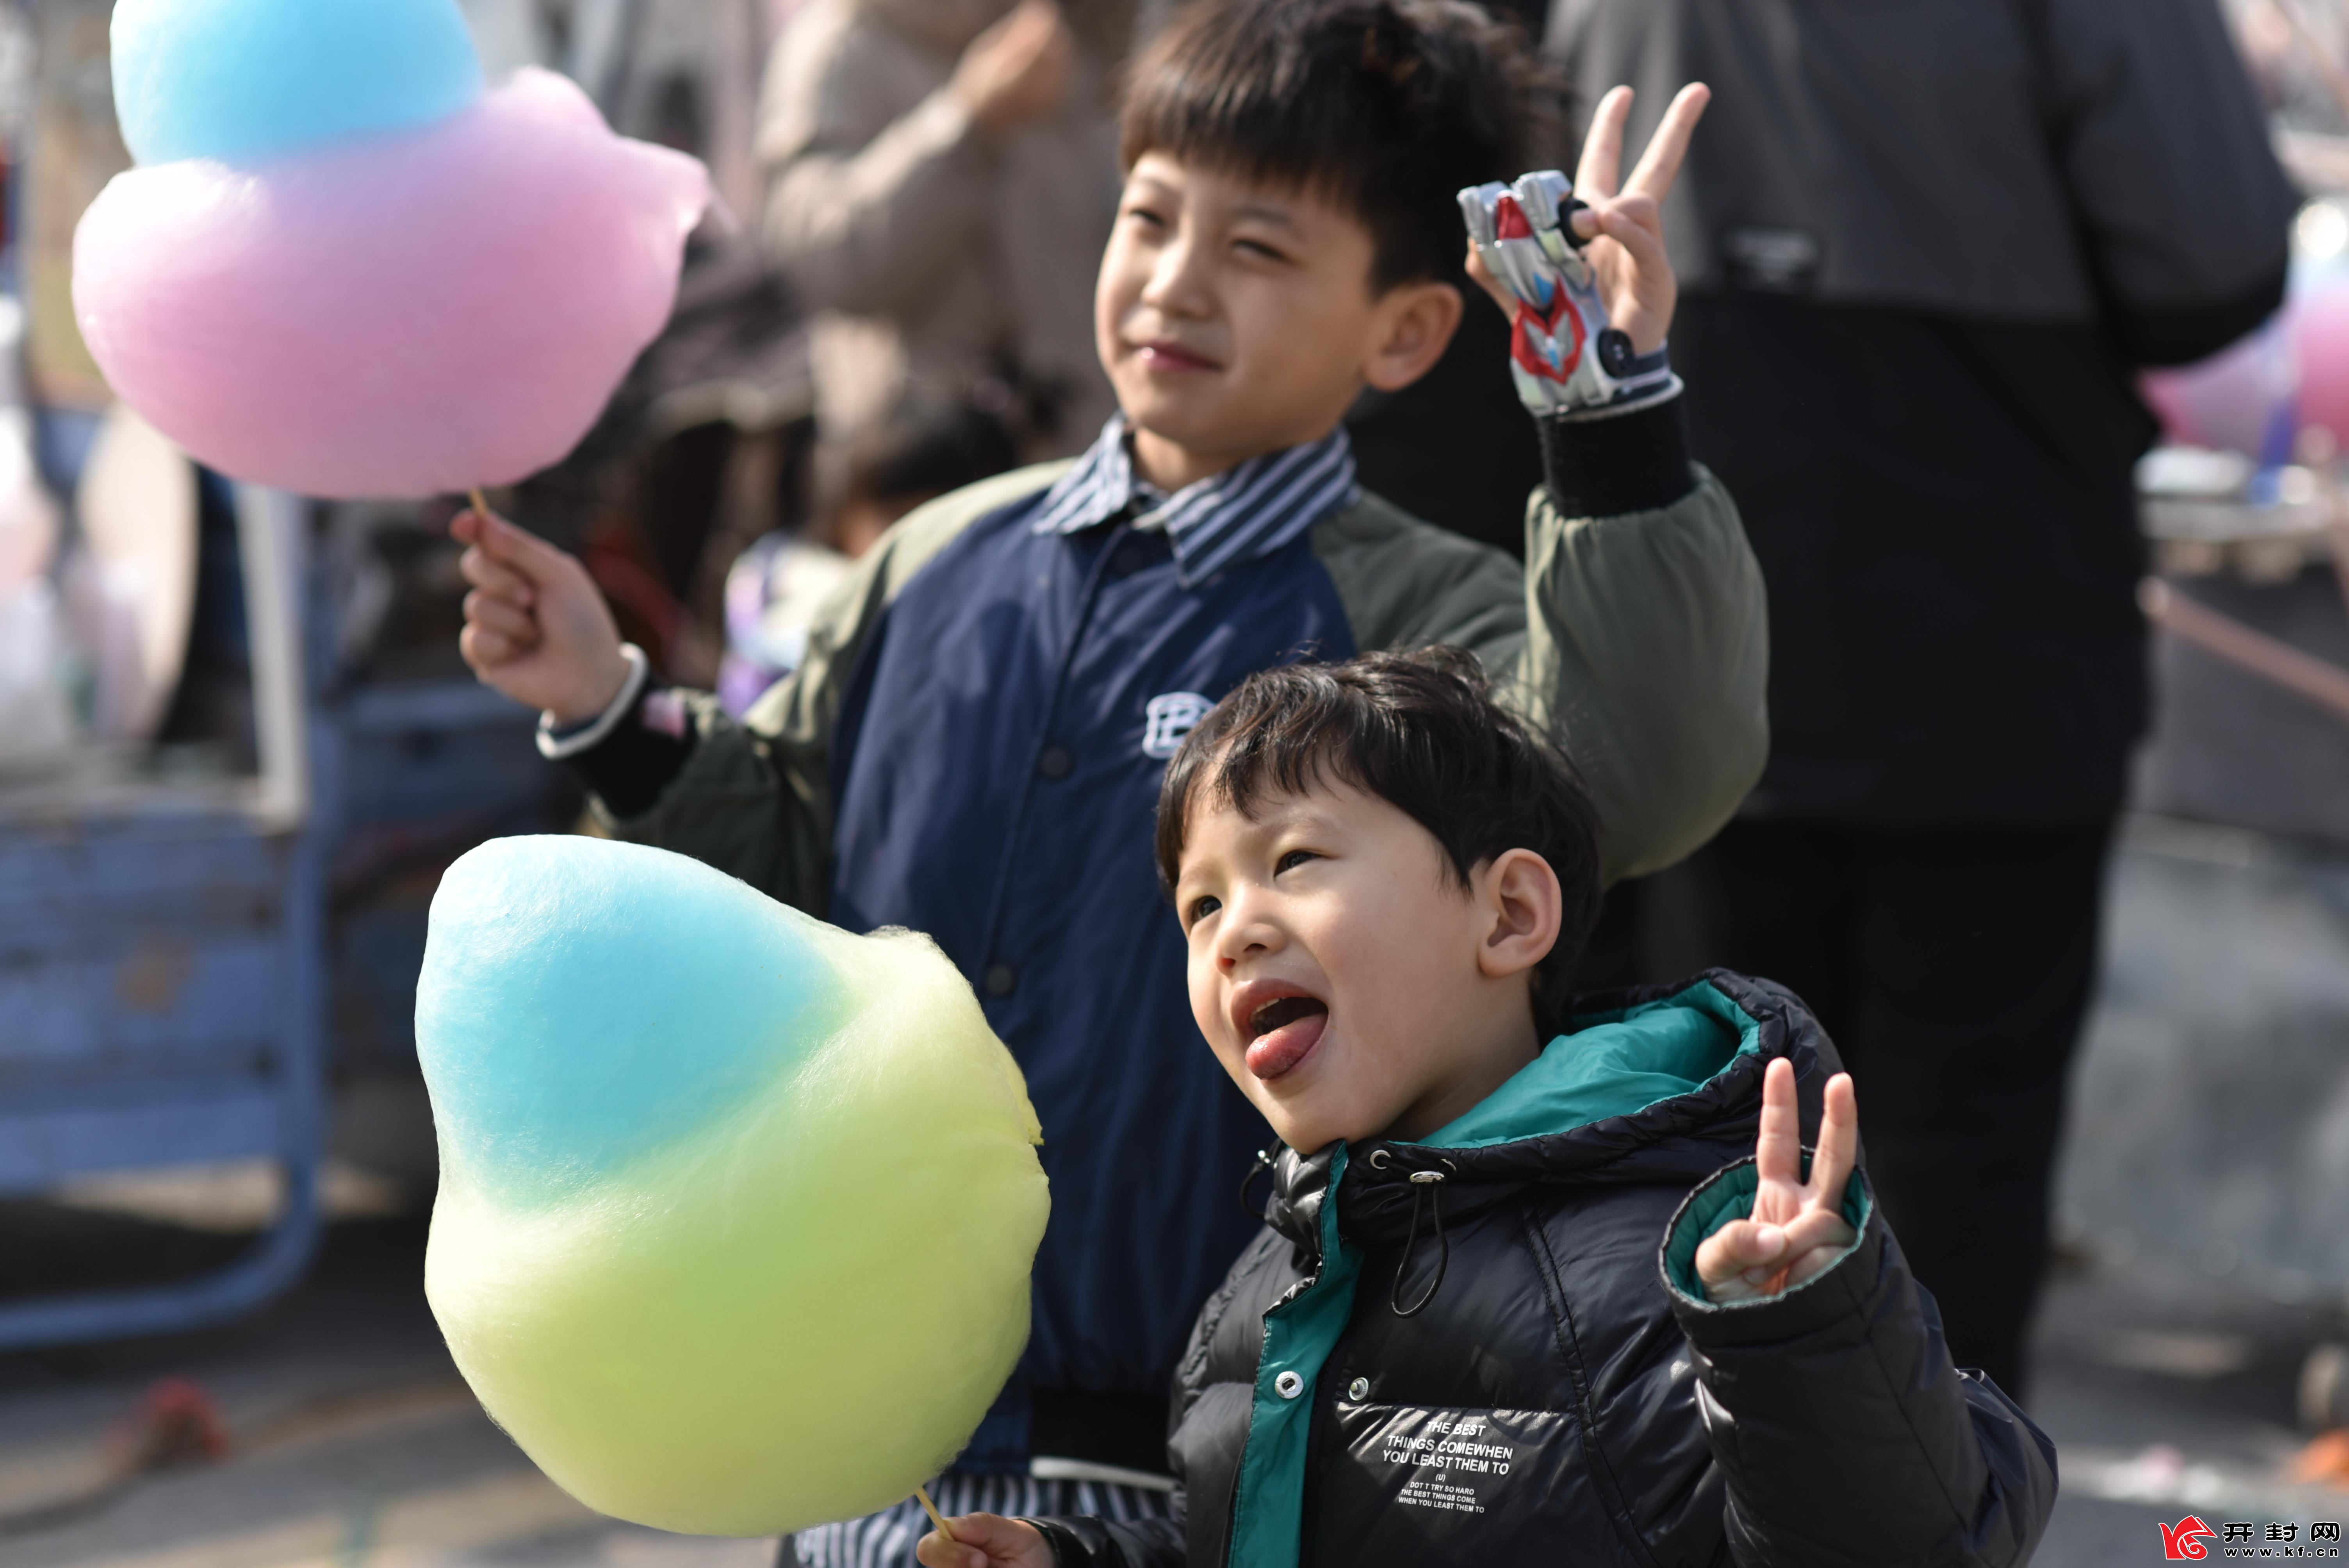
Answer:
[[1029, 416, 1359, 587]]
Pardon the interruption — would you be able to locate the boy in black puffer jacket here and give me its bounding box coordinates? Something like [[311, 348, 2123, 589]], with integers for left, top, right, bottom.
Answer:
[[921, 649, 2057, 1568]]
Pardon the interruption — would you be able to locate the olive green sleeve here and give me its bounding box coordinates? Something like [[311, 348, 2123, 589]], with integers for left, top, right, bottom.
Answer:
[[593, 461, 1072, 915], [1514, 466, 1770, 882], [1313, 467, 1768, 885]]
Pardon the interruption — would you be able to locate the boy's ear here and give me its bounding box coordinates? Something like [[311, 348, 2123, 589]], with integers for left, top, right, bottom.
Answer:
[[1476, 848, 1563, 982], [1362, 280, 1465, 394]]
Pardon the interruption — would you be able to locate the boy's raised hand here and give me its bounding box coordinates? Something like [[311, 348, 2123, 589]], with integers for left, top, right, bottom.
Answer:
[[451, 507, 635, 726], [1563, 82, 1710, 354], [1461, 83, 1710, 418], [914, 1513, 1052, 1568], [1696, 1058, 1861, 1303]]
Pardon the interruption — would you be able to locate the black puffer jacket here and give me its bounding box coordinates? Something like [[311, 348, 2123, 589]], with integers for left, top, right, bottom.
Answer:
[[1028, 972, 2057, 1567]]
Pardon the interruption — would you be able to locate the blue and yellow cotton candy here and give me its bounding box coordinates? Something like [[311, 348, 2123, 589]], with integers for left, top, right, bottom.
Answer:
[[417, 837, 1049, 1536]]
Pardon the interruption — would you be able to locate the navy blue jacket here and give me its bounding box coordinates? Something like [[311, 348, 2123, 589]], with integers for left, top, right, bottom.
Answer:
[[834, 503, 1355, 1460]]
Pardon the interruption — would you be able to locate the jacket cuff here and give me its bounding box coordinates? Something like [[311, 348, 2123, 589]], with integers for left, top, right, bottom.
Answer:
[[1022, 1516, 1093, 1567], [1019, 1513, 1188, 1568], [537, 644, 650, 760], [556, 679, 698, 822], [1659, 1155, 1878, 1344], [1537, 394, 1695, 519]]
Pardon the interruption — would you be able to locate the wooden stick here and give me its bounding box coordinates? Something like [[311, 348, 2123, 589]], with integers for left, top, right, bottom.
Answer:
[[915, 1484, 959, 1544], [469, 487, 492, 520]]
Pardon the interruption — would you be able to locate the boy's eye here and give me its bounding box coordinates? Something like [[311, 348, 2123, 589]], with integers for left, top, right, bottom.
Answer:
[[1275, 850, 1318, 874], [1233, 238, 1288, 262], [1186, 894, 1222, 927], [1125, 205, 1169, 230]]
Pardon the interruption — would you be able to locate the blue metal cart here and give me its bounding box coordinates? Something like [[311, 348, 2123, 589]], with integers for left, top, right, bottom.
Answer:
[[0, 486, 328, 1349]]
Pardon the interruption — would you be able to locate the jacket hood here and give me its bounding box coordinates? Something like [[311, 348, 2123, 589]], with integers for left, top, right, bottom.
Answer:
[[1265, 971, 1842, 1254]]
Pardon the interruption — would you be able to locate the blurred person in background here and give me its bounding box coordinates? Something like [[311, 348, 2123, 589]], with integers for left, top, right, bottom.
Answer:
[[2229, 0, 2349, 136], [1550, 0, 2297, 1399], [719, 387, 1018, 715], [759, 0, 1157, 474], [1342, 0, 1558, 558]]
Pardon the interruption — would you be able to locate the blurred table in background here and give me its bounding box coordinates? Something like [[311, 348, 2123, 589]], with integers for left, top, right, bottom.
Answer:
[[2135, 454, 2349, 846]]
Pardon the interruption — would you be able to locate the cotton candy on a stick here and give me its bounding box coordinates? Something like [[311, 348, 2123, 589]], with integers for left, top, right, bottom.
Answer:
[[416, 838, 1049, 1537], [74, 0, 707, 499]]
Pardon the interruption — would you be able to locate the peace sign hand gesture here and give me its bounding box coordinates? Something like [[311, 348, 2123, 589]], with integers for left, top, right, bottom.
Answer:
[[1561, 83, 1710, 355], [1696, 1058, 1861, 1303], [1461, 84, 1709, 419]]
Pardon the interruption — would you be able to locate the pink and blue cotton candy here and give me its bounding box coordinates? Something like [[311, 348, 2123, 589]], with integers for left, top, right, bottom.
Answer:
[[74, 0, 707, 499]]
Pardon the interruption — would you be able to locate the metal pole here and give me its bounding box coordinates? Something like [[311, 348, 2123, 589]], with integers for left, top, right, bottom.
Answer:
[[235, 486, 312, 830]]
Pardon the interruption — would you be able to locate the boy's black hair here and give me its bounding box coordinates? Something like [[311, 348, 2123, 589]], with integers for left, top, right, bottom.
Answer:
[[1155, 647, 1602, 1033], [1120, 0, 1570, 294]]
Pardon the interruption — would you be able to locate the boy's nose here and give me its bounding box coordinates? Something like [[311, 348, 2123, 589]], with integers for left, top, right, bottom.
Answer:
[[1142, 239, 1213, 317], [1214, 902, 1283, 969]]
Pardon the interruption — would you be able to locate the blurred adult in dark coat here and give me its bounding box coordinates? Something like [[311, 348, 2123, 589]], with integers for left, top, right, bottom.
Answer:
[[1548, 0, 2297, 1397]]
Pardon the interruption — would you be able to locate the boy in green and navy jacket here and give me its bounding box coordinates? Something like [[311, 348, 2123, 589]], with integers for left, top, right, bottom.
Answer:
[[451, 2, 1764, 1559]]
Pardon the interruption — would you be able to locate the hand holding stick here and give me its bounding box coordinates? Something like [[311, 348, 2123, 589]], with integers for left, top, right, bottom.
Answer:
[[450, 495, 634, 724], [913, 1497, 1054, 1568]]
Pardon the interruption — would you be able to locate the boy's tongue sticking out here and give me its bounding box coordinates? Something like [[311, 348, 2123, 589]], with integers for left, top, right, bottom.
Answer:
[[1233, 982, 1330, 1080]]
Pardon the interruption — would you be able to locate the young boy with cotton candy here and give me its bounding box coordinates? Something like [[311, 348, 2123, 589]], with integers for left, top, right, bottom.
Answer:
[[920, 649, 2058, 1568], [453, 2, 1763, 1555]]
